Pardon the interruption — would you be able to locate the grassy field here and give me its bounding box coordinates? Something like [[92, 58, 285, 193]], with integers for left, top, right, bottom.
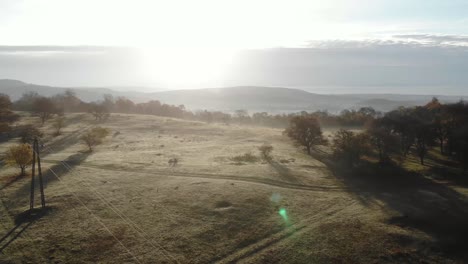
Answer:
[[1, 113, 467, 263]]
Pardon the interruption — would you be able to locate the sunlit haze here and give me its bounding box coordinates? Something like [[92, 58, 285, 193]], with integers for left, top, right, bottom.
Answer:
[[1, 0, 468, 93]]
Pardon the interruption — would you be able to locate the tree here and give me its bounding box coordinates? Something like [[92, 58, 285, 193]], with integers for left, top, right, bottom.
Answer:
[[444, 101, 468, 155], [285, 115, 326, 154], [445, 101, 468, 173], [258, 144, 274, 161], [234, 109, 251, 124], [358, 107, 378, 118], [102, 94, 115, 112], [52, 89, 82, 112], [33, 97, 58, 124], [411, 107, 436, 165], [384, 107, 417, 156], [366, 119, 399, 163], [13, 91, 40, 111], [53, 117, 66, 136], [332, 129, 371, 166], [0, 94, 19, 134], [453, 124, 468, 174], [18, 125, 43, 144], [80, 127, 110, 151], [4, 144, 33, 176], [115, 97, 135, 113], [88, 103, 110, 122]]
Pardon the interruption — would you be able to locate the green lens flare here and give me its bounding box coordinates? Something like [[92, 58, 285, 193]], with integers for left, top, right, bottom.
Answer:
[[279, 208, 288, 221]]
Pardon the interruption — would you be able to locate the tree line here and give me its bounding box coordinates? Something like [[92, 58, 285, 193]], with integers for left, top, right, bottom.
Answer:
[[285, 98, 468, 174], [1, 90, 467, 175], [4, 89, 381, 129]]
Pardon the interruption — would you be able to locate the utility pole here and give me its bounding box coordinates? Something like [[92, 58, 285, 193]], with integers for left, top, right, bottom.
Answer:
[[30, 137, 46, 211]]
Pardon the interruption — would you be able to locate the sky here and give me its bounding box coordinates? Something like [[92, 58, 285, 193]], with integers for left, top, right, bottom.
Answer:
[[1, 0, 468, 94]]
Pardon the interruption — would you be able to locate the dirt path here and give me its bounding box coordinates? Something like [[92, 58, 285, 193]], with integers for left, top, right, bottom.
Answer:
[[42, 159, 348, 193]]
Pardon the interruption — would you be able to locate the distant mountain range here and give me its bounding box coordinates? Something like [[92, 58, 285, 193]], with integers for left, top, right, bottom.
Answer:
[[1, 79, 466, 113]]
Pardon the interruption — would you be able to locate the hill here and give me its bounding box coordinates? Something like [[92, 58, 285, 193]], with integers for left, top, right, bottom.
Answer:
[[0, 79, 153, 103], [148, 86, 362, 112], [1, 79, 465, 113]]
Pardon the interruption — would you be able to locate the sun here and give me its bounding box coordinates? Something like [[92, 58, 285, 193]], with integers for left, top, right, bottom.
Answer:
[[139, 47, 239, 89]]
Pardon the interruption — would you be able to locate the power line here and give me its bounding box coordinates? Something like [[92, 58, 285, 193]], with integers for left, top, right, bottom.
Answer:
[[45, 143, 215, 248], [45, 166, 143, 264], [40, 144, 179, 263]]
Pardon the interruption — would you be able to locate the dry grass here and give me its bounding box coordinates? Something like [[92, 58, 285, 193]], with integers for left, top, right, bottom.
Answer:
[[0, 113, 467, 263]]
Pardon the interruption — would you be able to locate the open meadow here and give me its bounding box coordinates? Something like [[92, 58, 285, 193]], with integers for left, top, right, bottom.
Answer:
[[1, 113, 468, 263]]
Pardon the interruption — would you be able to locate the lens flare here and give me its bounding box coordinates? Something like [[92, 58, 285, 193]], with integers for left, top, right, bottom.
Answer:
[[279, 208, 288, 221]]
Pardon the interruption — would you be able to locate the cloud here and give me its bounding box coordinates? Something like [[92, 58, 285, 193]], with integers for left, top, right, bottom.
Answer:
[[393, 34, 468, 46], [1, 41, 468, 95], [226, 40, 468, 94], [0, 46, 142, 87], [0, 46, 123, 56], [307, 36, 468, 49]]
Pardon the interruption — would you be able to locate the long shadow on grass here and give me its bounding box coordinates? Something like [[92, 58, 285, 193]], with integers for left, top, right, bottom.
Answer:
[[12, 151, 91, 202], [41, 115, 94, 157], [312, 151, 468, 261], [268, 160, 301, 184], [41, 127, 88, 156]]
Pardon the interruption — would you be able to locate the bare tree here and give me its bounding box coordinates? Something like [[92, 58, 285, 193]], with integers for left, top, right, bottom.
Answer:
[[53, 117, 66, 136], [33, 97, 58, 125], [89, 103, 110, 122], [18, 125, 43, 144]]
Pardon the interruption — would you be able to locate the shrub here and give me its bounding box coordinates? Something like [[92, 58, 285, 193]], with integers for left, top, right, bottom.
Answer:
[[230, 152, 259, 163], [258, 144, 274, 161], [80, 127, 110, 151], [168, 158, 179, 167]]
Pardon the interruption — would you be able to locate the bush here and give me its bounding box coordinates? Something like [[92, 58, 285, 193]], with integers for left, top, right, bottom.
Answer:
[[258, 144, 273, 161], [230, 152, 259, 163], [168, 158, 179, 167], [80, 127, 110, 151]]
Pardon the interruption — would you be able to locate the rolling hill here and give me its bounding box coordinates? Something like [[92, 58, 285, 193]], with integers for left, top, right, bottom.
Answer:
[[1, 79, 465, 113], [0, 79, 153, 103]]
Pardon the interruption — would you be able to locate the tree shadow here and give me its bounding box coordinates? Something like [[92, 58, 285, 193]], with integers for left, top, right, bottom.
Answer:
[[268, 160, 301, 184], [0, 174, 28, 191], [427, 166, 468, 187], [41, 127, 88, 156], [12, 151, 91, 201], [312, 152, 468, 261]]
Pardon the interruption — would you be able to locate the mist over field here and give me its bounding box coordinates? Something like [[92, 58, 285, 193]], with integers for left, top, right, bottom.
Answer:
[[2, 1, 468, 263]]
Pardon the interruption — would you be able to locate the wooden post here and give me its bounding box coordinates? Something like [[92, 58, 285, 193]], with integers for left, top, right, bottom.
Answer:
[[30, 138, 46, 211], [35, 139, 46, 208], [29, 140, 36, 211]]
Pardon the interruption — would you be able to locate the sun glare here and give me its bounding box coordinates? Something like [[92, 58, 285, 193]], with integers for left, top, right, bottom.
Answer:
[[140, 48, 239, 88]]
